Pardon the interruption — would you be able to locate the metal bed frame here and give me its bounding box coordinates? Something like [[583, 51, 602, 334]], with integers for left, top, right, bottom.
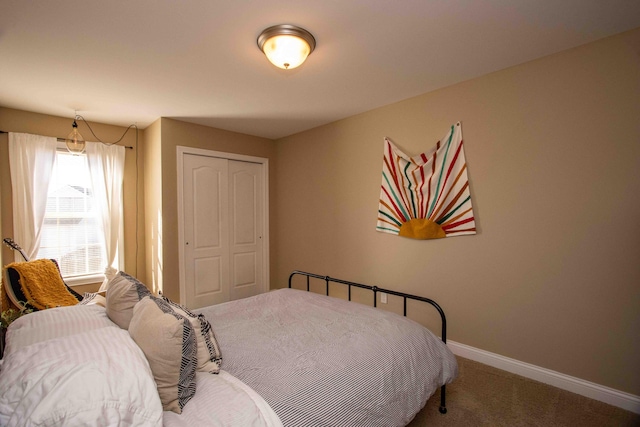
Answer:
[[288, 270, 449, 415]]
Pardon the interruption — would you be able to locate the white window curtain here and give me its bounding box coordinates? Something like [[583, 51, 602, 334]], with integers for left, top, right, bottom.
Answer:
[[86, 142, 125, 291], [8, 133, 57, 260]]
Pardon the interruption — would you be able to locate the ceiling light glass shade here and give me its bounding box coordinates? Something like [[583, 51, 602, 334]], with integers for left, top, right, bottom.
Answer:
[[66, 120, 86, 154], [257, 24, 316, 69]]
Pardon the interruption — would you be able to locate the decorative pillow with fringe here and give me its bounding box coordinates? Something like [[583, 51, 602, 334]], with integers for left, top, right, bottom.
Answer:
[[128, 295, 197, 414], [160, 296, 222, 373], [78, 292, 107, 308]]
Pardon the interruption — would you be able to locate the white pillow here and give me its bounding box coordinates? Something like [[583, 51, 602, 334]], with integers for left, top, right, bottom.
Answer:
[[0, 326, 163, 426], [4, 304, 115, 356]]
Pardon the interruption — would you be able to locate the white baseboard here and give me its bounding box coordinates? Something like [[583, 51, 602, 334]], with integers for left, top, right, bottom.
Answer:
[[447, 340, 640, 415]]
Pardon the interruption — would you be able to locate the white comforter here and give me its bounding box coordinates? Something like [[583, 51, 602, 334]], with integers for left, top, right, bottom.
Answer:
[[0, 305, 280, 427], [0, 309, 163, 426], [163, 371, 283, 427]]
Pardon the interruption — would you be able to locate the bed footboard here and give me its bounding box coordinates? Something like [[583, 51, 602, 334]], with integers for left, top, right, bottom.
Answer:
[[288, 270, 449, 414]]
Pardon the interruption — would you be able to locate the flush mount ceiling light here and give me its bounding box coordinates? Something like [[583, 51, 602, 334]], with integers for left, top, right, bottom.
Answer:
[[257, 24, 316, 70]]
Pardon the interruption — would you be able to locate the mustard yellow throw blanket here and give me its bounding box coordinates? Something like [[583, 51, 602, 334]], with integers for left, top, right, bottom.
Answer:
[[1, 259, 78, 311]]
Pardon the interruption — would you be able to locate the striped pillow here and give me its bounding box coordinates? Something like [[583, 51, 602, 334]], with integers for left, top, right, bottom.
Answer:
[[106, 272, 152, 329], [161, 296, 222, 373], [128, 296, 197, 414]]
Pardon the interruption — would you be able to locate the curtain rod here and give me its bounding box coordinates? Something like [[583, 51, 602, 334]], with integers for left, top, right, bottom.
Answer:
[[0, 130, 134, 149]]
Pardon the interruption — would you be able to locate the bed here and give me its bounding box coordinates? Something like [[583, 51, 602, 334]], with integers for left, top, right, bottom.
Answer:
[[0, 270, 458, 426]]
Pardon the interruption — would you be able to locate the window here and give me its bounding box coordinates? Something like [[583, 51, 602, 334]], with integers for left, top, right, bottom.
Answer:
[[37, 150, 106, 284], [9, 133, 124, 289]]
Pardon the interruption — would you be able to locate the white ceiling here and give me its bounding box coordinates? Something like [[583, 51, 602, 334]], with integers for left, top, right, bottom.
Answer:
[[1, 1, 639, 140]]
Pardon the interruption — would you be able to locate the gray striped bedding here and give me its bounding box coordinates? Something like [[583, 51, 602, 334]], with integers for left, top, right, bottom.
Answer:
[[196, 288, 458, 427]]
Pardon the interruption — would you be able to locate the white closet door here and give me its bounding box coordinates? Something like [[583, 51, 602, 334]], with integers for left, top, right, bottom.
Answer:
[[229, 160, 263, 301], [181, 152, 265, 309], [183, 154, 230, 308]]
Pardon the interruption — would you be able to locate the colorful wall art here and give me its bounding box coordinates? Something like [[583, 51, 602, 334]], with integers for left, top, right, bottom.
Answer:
[[377, 122, 476, 239]]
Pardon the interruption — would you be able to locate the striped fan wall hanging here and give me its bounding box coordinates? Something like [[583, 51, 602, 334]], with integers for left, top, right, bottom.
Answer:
[[377, 122, 476, 239]]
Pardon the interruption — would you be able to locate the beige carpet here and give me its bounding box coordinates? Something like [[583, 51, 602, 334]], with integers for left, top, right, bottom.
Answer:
[[408, 357, 640, 427]]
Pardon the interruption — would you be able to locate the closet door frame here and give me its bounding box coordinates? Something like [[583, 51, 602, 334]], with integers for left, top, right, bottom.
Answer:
[[176, 145, 269, 307]]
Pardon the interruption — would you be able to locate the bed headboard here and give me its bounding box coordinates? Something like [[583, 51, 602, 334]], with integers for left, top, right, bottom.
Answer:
[[288, 270, 447, 343]]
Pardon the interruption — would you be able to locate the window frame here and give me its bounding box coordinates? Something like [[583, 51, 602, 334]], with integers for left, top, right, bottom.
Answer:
[[38, 144, 120, 287]]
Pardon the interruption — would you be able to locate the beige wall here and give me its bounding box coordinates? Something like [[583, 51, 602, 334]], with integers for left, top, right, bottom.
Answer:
[[274, 29, 640, 395], [153, 118, 276, 302], [143, 118, 163, 295], [0, 107, 146, 287]]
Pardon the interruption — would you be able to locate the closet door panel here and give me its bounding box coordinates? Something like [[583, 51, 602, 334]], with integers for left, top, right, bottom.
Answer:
[[183, 154, 229, 308], [229, 160, 263, 301]]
